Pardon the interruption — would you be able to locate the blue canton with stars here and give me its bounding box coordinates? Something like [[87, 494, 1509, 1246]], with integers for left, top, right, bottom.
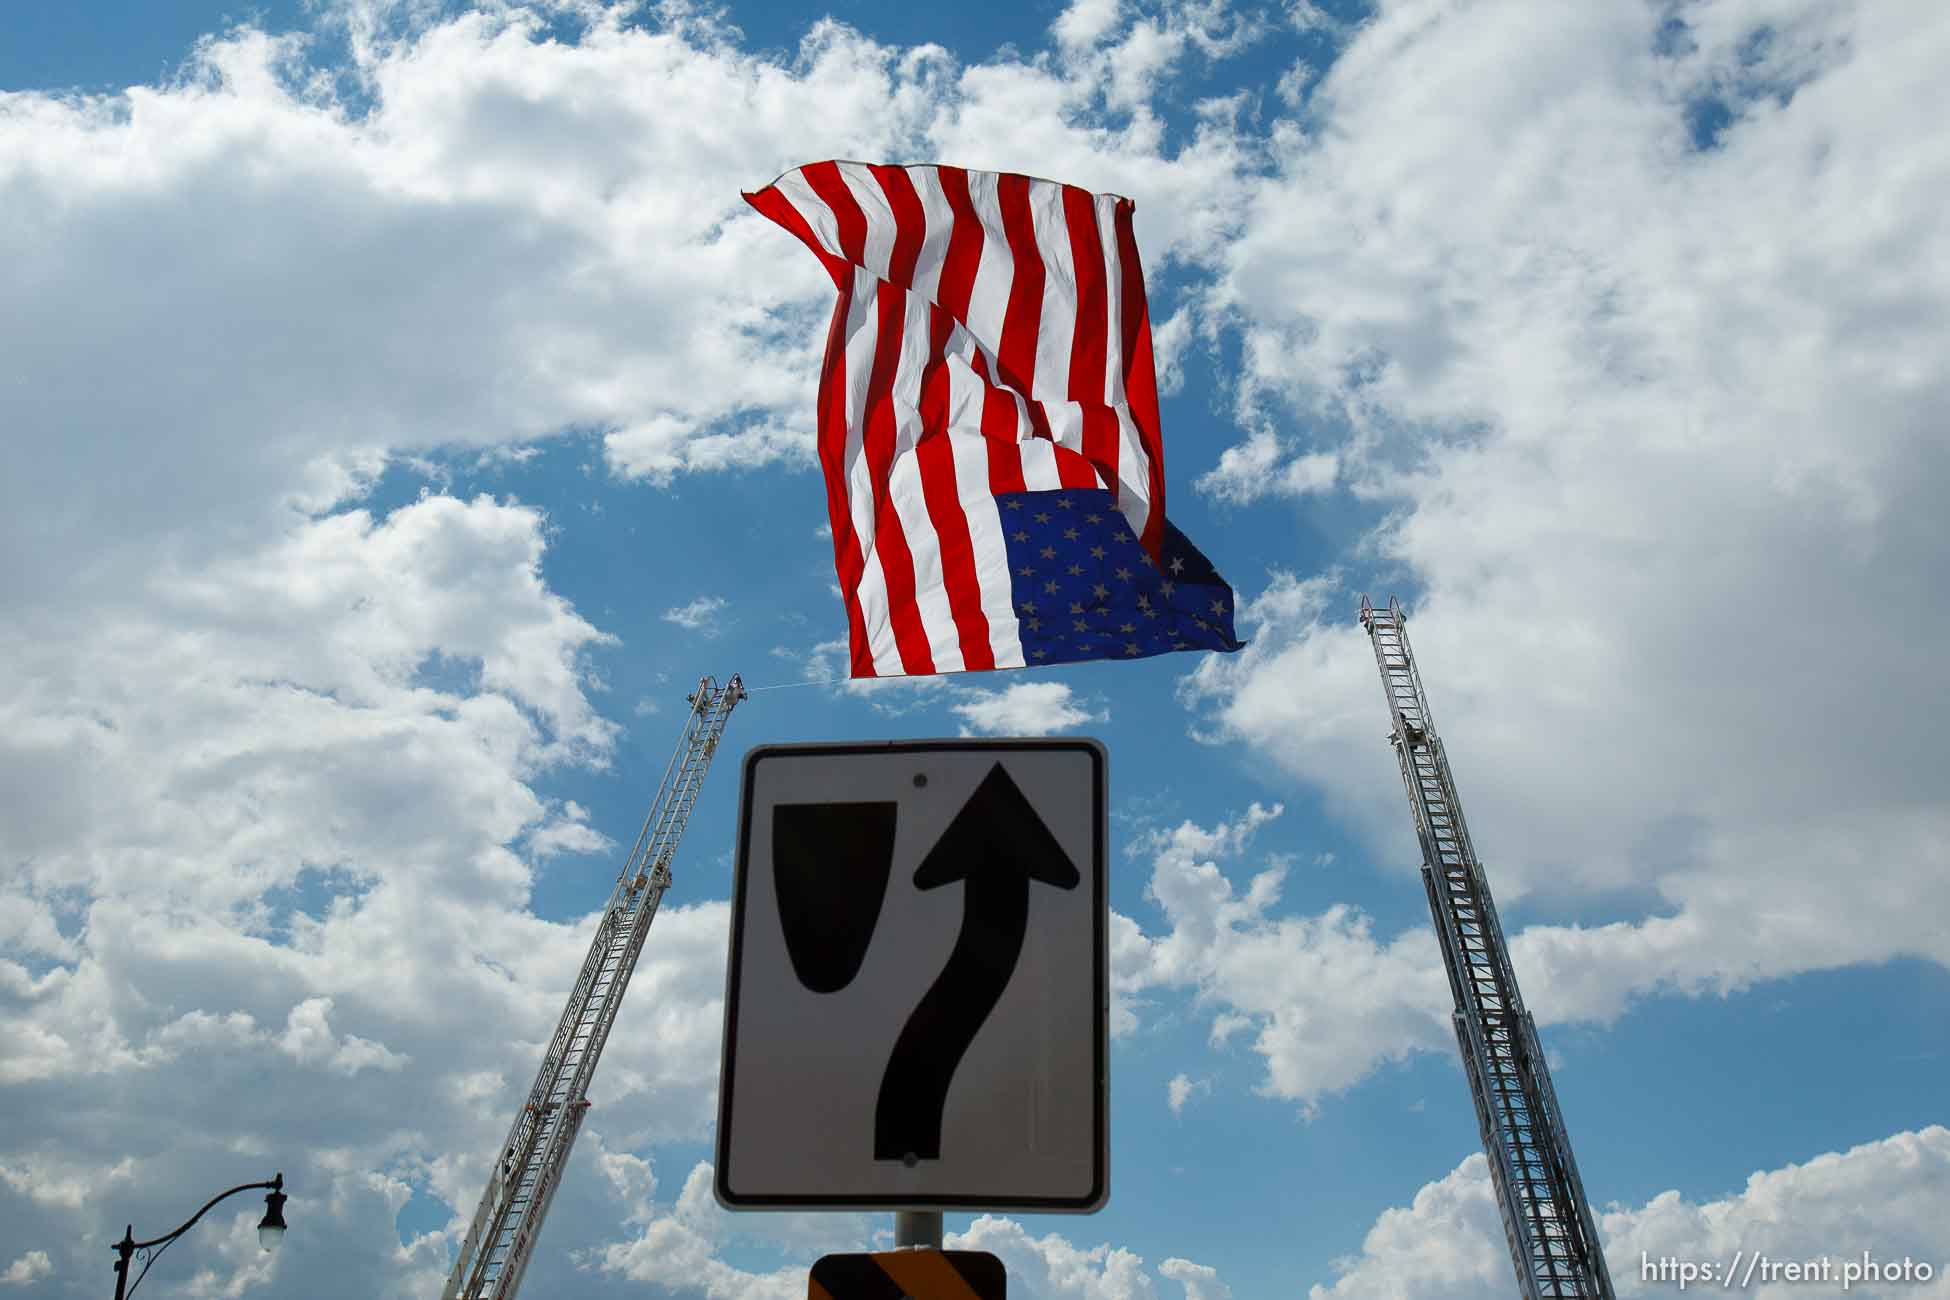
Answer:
[[997, 490, 1244, 667]]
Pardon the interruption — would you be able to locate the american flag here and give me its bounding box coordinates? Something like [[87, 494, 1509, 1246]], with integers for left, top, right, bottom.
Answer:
[[746, 160, 1242, 678]]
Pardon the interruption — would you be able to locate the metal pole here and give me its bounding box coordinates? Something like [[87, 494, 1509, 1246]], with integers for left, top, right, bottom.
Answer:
[[893, 1211, 941, 1250], [112, 1227, 133, 1300]]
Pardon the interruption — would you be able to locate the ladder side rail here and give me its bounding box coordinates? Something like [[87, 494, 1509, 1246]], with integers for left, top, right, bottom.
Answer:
[[451, 1080, 571, 1300], [540, 923, 636, 1122], [1423, 849, 1550, 1297], [1445, 897, 1555, 1294], [565, 873, 678, 1122], [556, 913, 649, 1114], [457, 908, 645, 1296], [519, 710, 715, 1226], [452, 928, 631, 1297], [1497, 1015, 1574, 1295], [536, 933, 627, 1119], [441, 1175, 497, 1300], [640, 744, 705, 872], [458, 1083, 573, 1300], [492, 1101, 590, 1300], [444, 910, 613, 1300], [615, 775, 676, 887], [1454, 1008, 1544, 1300], [564, 685, 741, 1112], [1455, 1016, 1532, 1300], [1417, 863, 1472, 1014], [643, 762, 708, 878], [480, 1026, 602, 1295], [1423, 735, 1522, 995], [1396, 737, 1514, 1028], [1382, 604, 1526, 1021], [1520, 1011, 1615, 1297], [630, 703, 721, 897], [632, 680, 720, 873], [560, 875, 672, 1116], [1383, 619, 1528, 1087], [532, 906, 626, 1101], [1361, 610, 1424, 739], [614, 683, 713, 886], [1367, 598, 1433, 739], [1391, 738, 1446, 886], [1393, 687, 1546, 1293], [1388, 596, 1437, 733], [537, 708, 707, 1080], [640, 729, 720, 880], [1422, 735, 1532, 1016], [451, 1134, 522, 1299], [1433, 781, 1570, 1293]]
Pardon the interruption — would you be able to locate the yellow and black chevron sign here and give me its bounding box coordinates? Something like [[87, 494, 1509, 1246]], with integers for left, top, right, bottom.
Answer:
[[809, 1249, 1005, 1300]]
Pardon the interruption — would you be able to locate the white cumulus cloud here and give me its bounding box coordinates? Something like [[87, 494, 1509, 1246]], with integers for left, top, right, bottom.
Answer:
[[1166, 1072, 1210, 1115], [663, 595, 729, 635], [1111, 803, 1449, 1108], [952, 1214, 1231, 1300], [0, 1251, 50, 1287], [1174, 0, 1950, 1032], [1311, 1127, 1950, 1300], [593, 1160, 871, 1299], [953, 681, 1108, 736]]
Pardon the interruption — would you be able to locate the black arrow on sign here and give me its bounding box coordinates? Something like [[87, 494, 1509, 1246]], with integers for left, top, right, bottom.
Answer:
[[875, 762, 1079, 1164]]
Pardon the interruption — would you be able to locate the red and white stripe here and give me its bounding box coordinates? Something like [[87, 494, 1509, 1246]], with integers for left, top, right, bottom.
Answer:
[[746, 161, 1169, 677]]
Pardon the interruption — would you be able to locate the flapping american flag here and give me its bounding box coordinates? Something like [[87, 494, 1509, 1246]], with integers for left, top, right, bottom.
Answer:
[[746, 161, 1242, 678]]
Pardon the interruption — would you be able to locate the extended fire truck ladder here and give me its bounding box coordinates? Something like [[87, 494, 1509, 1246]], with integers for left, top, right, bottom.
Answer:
[[443, 674, 746, 1300], [1359, 598, 1614, 1300]]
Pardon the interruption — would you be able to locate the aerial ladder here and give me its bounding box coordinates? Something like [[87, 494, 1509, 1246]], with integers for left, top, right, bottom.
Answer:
[[443, 674, 746, 1300], [1358, 598, 1614, 1300]]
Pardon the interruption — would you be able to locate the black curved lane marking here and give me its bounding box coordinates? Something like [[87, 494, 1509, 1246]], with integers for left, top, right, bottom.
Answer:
[[874, 763, 1078, 1163]]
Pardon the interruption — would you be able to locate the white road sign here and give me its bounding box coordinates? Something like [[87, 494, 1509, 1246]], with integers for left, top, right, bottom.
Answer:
[[715, 739, 1107, 1212]]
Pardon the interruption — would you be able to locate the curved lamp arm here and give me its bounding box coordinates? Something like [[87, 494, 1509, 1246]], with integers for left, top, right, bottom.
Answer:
[[113, 1172, 285, 1300]]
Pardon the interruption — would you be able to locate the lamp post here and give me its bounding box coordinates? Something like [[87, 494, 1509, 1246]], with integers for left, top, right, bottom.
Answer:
[[110, 1171, 287, 1300]]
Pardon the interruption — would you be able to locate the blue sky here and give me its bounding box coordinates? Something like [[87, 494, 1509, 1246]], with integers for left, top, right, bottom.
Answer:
[[2, 2, 1947, 1298]]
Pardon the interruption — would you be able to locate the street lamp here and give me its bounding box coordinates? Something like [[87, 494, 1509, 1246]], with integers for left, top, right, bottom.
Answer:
[[110, 1171, 288, 1300]]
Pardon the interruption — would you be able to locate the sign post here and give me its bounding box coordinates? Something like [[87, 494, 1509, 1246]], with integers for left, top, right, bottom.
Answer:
[[895, 1211, 942, 1249]]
